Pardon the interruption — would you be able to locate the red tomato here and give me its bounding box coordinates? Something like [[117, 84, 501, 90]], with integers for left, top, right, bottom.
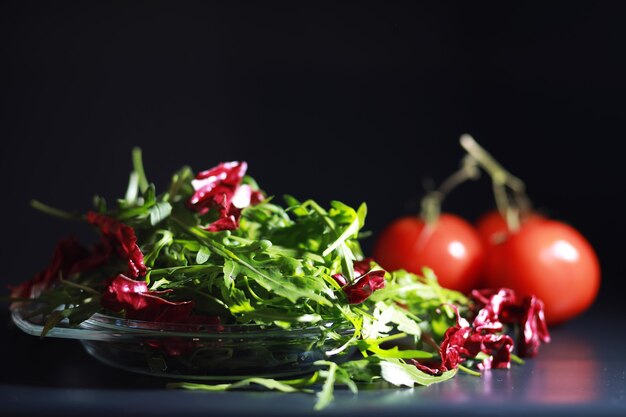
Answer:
[[373, 214, 485, 293], [482, 219, 600, 325], [475, 209, 544, 246]]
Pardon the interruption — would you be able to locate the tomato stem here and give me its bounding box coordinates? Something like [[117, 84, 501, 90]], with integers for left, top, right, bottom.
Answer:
[[459, 134, 531, 232], [459, 135, 523, 189], [421, 155, 480, 225]]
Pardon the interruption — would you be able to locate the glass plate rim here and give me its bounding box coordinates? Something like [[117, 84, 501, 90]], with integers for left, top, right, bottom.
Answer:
[[11, 305, 350, 341]]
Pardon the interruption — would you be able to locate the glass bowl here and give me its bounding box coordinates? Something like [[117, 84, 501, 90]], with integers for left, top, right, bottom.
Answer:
[[11, 306, 352, 381]]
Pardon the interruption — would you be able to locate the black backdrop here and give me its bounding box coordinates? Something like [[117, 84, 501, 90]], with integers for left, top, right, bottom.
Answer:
[[1, 2, 624, 314]]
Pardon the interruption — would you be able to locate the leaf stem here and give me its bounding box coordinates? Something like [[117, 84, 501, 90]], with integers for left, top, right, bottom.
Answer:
[[458, 364, 481, 377], [59, 279, 100, 296], [31, 200, 83, 221], [368, 332, 408, 345], [132, 147, 149, 193], [510, 353, 526, 365]]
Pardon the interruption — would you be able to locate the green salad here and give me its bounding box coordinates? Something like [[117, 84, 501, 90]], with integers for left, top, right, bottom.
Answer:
[[10, 149, 548, 410]]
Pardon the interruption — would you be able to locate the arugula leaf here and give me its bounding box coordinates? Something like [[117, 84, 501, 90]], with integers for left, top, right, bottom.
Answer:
[[338, 358, 379, 384], [125, 172, 139, 204], [178, 220, 333, 307], [132, 147, 149, 193], [195, 246, 211, 264], [367, 345, 433, 360], [149, 201, 172, 226], [322, 202, 366, 257], [379, 358, 457, 387], [144, 230, 173, 267], [168, 378, 306, 393], [314, 360, 338, 411]]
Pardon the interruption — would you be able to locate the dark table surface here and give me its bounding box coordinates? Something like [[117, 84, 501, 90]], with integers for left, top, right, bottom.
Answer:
[[1, 307, 624, 417]]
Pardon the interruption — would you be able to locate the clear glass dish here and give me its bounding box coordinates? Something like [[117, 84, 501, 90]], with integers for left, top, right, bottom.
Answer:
[[11, 306, 351, 381]]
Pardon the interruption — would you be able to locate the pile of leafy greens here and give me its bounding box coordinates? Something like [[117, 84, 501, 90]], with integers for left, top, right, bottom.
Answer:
[[10, 149, 547, 410]]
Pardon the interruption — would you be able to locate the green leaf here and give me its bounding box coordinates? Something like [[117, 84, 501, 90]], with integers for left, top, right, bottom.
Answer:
[[229, 378, 302, 392], [132, 147, 149, 193], [167, 165, 194, 202], [143, 183, 157, 205], [361, 302, 421, 340], [338, 358, 379, 384], [379, 358, 456, 387], [225, 287, 255, 314], [143, 231, 174, 268], [196, 246, 211, 264], [41, 310, 71, 337], [335, 366, 358, 394], [149, 201, 172, 226], [179, 221, 333, 307], [93, 195, 107, 213], [168, 377, 304, 393], [222, 258, 239, 289], [366, 345, 433, 360], [314, 360, 338, 411], [124, 172, 139, 204], [66, 301, 102, 326], [168, 382, 231, 391], [283, 194, 308, 217], [377, 302, 422, 338], [322, 202, 366, 257]]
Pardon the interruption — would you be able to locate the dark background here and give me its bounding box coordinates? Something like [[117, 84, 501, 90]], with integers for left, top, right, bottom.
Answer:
[[1, 1, 624, 314]]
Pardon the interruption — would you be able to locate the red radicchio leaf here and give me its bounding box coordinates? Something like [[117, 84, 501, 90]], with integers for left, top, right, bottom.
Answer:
[[518, 295, 551, 357], [438, 317, 474, 371], [413, 304, 515, 375], [413, 308, 473, 375], [10, 236, 109, 304], [352, 257, 374, 276], [101, 274, 194, 323], [187, 162, 264, 232], [332, 259, 386, 304], [331, 273, 348, 287], [189, 161, 247, 211], [471, 288, 550, 358], [473, 332, 515, 370], [87, 212, 147, 278], [342, 270, 386, 304], [471, 288, 518, 333]]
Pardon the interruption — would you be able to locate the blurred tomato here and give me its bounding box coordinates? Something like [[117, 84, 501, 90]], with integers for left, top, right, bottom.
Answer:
[[373, 214, 485, 293], [475, 209, 544, 246], [482, 218, 600, 325]]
